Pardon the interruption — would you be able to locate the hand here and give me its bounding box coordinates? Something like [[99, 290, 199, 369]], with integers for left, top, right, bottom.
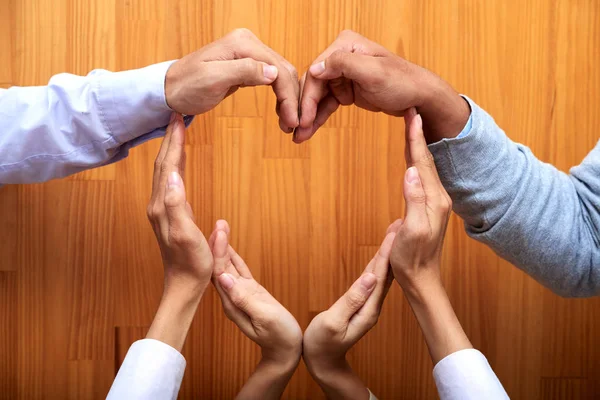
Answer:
[[295, 30, 470, 143], [388, 108, 452, 295], [387, 108, 473, 365], [146, 112, 213, 296], [209, 220, 302, 399], [303, 230, 396, 400], [166, 28, 300, 132], [145, 113, 214, 351]]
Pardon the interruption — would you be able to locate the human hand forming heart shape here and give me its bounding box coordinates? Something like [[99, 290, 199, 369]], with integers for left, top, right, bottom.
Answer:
[[164, 29, 471, 144], [149, 29, 471, 400]]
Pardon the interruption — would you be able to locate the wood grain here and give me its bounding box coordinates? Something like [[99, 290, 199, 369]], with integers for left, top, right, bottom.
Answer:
[[2, 0, 600, 398]]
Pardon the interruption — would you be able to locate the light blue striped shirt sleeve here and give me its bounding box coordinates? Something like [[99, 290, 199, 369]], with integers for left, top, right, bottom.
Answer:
[[455, 112, 473, 139], [0, 60, 192, 184]]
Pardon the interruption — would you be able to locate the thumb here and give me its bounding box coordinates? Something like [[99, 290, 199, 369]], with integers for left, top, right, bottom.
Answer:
[[216, 273, 260, 316], [402, 166, 429, 231], [211, 58, 279, 89], [308, 50, 379, 82], [329, 272, 378, 322]]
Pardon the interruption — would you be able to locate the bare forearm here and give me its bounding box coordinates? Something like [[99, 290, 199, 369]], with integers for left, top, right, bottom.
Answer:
[[146, 284, 203, 352], [402, 276, 472, 365], [307, 359, 370, 400], [237, 358, 298, 400]]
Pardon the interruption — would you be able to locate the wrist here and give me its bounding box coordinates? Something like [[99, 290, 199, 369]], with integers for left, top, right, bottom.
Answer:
[[308, 359, 370, 400], [261, 343, 302, 373], [415, 72, 471, 143], [258, 353, 300, 378], [305, 353, 348, 385], [396, 269, 444, 306]]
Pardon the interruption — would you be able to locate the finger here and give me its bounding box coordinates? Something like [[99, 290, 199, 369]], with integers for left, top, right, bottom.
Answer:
[[208, 58, 279, 89], [404, 107, 418, 166], [152, 112, 178, 196], [295, 94, 340, 143], [328, 77, 354, 106], [228, 245, 253, 279], [402, 166, 430, 236], [231, 42, 299, 130], [163, 171, 190, 228], [156, 114, 185, 213], [212, 230, 239, 278], [297, 72, 329, 135], [406, 113, 444, 200], [208, 219, 231, 249], [329, 272, 377, 322], [213, 277, 255, 338], [309, 51, 382, 84], [217, 273, 263, 316], [357, 232, 396, 320]]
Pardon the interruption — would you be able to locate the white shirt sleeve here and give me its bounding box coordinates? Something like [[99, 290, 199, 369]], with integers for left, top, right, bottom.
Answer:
[[107, 339, 186, 400], [433, 349, 509, 400], [0, 60, 191, 184]]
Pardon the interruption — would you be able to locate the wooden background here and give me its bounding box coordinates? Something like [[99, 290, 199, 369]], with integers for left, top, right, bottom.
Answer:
[[1, 0, 599, 398]]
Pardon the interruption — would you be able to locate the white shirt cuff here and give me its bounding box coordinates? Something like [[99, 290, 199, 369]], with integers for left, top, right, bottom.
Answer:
[[433, 349, 508, 400], [107, 338, 186, 400]]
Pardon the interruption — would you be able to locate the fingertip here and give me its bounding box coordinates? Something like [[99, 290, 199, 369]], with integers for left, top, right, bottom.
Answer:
[[217, 273, 235, 290], [404, 107, 417, 119], [214, 230, 229, 257], [215, 219, 230, 233], [166, 171, 182, 192], [309, 60, 326, 76], [263, 64, 278, 82], [360, 273, 377, 291], [406, 166, 421, 186]]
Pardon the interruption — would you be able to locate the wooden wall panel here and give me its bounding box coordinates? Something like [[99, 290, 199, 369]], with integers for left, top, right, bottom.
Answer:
[[2, 0, 600, 398]]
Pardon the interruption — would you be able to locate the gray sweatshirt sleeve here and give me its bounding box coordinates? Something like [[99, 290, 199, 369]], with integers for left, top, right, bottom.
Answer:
[[428, 97, 600, 297]]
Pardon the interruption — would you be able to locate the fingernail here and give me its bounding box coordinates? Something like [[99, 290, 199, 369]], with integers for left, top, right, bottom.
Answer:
[[169, 112, 177, 123], [167, 171, 181, 190], [406, 166, 420, 185], [263, 65, 278, 81], [360, 273, 377, 291], [414, 113, 423, 130], [218, 273, 235, 290], [309, 61, 326, 76]]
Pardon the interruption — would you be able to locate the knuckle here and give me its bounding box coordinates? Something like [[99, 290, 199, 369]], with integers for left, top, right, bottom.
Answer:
[[338, 29, 356, 38], [159, 161, 172, 175], [346, 291, 366, 310], [321, 316, 341, 334], [415, 150, 436, 168], [238, 57, 257, 75], [365, 314, 379, 328], [168, 227, 194, 247], [409, 189, 427, 204], [286, 64, 298, 80], [230, 28, 254, 41], [231, 291, 250, 310], [146, 204, 155, 221]]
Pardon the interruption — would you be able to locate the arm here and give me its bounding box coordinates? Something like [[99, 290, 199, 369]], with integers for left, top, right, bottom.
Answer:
[[389, 109, 508, 400], [1, 28, 299, 184], [303, 227, 397, 400], [298, 29, 600, 297], [108, 114, 214, 399], [0, 62, 179, 184], [428, 97, 600, 297], [209, 220, 303, 400]]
